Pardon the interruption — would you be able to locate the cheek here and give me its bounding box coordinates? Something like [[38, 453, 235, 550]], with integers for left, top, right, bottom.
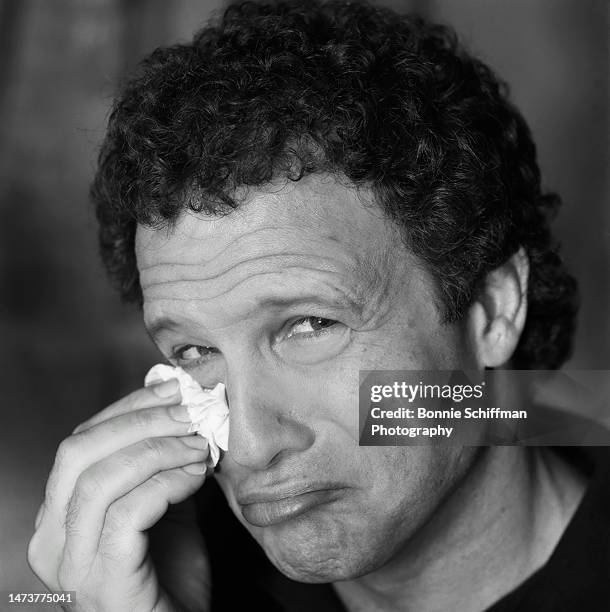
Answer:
[[346, 446, 475, 559], [266, 360, 363, 445], [316, 369, 361, 440], [367, 448, 454, 504]]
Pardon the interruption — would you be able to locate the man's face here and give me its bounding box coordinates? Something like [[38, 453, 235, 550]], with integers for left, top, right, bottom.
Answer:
[[136, 175, 479, 582]]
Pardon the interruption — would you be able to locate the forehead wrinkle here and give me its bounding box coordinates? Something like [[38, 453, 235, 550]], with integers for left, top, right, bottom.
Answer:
[[142, 265, 366, 315], [139, 223, 344, 272], [140, 242, 399, 329], [137, 179, 405, 327], [139, 251, 343, 287]]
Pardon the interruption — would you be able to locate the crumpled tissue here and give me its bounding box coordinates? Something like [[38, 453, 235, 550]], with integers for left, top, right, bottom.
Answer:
[[144, 364, 229, 467]]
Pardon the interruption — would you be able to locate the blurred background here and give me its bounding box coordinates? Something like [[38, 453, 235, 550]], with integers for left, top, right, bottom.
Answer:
[[1, 0, 608, 596]]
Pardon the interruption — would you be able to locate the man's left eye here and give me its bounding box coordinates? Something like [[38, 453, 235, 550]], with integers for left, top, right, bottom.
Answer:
[[286, 317, 341, 339]]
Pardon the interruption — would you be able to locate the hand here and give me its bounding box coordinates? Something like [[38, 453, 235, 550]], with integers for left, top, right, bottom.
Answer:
[[27, 379, 213, 611]]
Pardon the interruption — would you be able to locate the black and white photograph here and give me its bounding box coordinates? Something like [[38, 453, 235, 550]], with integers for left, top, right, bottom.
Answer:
[[1, 1, 608, 610]]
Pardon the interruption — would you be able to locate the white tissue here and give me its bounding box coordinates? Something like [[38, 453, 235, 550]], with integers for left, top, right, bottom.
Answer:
[[144, 364, 229, 467]]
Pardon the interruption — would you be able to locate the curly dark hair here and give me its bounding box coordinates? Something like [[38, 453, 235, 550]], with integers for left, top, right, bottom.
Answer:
[[91, 0, 578, 369]]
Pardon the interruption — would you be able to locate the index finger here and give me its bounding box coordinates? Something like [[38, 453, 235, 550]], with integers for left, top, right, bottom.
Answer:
[[72, 378, 181, 434]]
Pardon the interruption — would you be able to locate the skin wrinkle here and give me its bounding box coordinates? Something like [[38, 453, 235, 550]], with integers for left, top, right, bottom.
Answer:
[[140, 191, 391, 276], [140, 251, 387, 319], [139, 183, 401, 338], [142, 268, 372, 339], [141, 263, 363, 311], [142, 259, 402, 347], [138, 239, 350, 281]]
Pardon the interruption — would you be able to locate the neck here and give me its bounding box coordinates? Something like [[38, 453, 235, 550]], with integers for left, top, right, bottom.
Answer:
[[333, 446, 586, 612]]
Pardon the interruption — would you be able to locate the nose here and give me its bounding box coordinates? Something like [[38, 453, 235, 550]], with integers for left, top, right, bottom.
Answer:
[[225, 362, 315, 470]]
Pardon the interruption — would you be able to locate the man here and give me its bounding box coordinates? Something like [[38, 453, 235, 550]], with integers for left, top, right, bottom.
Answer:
[[27, 1, 609, 610]]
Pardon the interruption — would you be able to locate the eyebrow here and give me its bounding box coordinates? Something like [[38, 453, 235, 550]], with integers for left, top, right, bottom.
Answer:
[[145, 291, 367, 342]]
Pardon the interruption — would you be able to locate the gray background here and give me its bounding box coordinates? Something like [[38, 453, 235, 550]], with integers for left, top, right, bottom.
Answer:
[[1, 0, 608, 595]]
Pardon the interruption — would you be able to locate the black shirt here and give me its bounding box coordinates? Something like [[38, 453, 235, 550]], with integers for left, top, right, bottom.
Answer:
[[194, 446, 610, 611]]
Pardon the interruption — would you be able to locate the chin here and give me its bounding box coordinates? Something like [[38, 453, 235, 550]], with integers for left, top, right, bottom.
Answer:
[[256, 513, 389, 583]]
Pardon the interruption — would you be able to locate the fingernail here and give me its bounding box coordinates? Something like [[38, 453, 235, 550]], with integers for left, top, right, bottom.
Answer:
[[183, 462, 207, 475], [169, 405, 191, 422], [153, 378, 180, 398]]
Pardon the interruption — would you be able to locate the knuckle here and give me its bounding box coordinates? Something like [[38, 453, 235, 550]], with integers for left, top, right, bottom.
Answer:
[[117, 450, 140, 472], [64, 484, 89, 535], [43, 472, 58, 509], [141, 436, 166, 461], [149, 471, 171, 494], [63, 497, 80, 535], [55, 433, 87, 469], [73, 470, 106, 503], [132, 407, 155, 430], [105, 500, 134, 532], [55, 437, 76, 467]]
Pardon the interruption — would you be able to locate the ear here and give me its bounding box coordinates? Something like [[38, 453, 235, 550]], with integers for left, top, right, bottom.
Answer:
[[466, 248, 529, 368]]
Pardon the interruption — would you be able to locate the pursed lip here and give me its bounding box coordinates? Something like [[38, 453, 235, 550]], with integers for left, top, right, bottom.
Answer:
[[237, 484, 346, 527]]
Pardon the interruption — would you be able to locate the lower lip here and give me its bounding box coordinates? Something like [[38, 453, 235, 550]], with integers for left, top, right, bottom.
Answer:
[[241, 489, 341, 527]]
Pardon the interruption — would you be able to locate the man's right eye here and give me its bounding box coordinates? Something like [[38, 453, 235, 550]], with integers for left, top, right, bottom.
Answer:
[[172, 345, 218, 365]]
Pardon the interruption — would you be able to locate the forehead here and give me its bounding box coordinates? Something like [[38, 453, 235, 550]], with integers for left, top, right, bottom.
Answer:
[[135, 175, 404, 308]]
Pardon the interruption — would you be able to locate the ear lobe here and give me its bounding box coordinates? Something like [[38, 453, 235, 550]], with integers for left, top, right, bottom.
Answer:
[[467, 248, 529, 368]]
